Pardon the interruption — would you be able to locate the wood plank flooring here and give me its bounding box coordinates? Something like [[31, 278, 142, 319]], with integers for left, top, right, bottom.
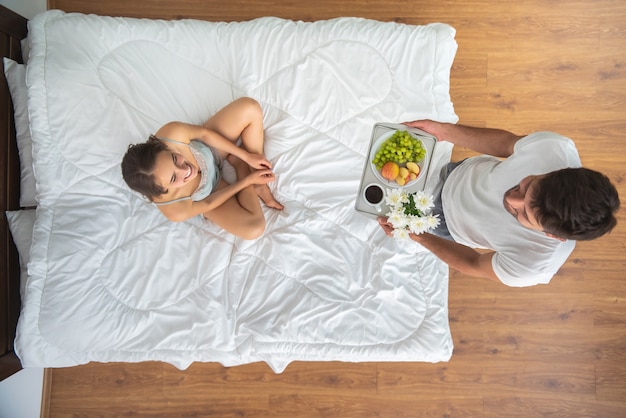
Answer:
[[43, 0, 626, 416]]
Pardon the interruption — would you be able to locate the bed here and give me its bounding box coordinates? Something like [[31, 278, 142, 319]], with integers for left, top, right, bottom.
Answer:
[[2, 9, 458, 373]]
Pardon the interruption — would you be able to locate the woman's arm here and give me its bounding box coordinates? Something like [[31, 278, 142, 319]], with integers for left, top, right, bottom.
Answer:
[[156, 122, 271, 170], [403, 120, 523, 158], [157, 169, 275, 222]]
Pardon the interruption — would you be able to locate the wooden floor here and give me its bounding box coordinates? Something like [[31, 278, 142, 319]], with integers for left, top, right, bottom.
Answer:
[[43, 0, 626, 417]]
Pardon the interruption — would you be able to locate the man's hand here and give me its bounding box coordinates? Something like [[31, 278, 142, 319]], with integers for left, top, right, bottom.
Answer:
[[403, 120, 450, 142], [377, 216, 395, 236]]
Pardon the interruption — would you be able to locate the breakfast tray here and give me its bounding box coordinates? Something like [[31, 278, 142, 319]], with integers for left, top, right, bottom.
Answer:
[[355, 123, 437, 218]]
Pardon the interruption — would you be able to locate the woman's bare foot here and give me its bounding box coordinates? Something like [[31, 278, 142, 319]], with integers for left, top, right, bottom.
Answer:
[[227, 155, 283, 210], [254, 184, 283, 210]]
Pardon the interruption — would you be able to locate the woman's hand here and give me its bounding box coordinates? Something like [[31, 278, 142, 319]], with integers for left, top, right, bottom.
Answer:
[[245, 153, 273, 170], [246, 169, 275, 186], [228, 154, 275, 185]]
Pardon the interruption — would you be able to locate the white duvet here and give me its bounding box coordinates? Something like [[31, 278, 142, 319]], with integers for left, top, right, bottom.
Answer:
[[16, 10, 458, 372]]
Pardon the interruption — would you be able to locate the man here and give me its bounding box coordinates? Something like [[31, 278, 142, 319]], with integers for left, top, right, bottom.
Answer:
[[377, 120, 620, 287]]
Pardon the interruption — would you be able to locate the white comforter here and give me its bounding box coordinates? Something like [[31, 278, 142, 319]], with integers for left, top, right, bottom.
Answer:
[[16, 10, 458, 372]]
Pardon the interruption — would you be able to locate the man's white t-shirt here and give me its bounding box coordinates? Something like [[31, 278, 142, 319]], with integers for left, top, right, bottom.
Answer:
[[442, 132, 582, 287]]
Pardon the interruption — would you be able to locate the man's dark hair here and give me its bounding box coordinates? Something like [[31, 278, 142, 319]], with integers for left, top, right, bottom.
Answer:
[[531, 167, 620, 240], [121, 135, 169, 201]]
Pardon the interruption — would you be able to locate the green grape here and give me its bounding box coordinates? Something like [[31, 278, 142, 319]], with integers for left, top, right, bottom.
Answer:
[[371, 130, 426, 169]]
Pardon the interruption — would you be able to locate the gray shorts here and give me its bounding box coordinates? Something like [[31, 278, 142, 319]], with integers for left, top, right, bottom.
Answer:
[[431, 159, 466, 241]]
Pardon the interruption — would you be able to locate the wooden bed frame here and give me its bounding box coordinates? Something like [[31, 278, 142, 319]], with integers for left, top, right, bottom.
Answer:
[[0, 4, 28, 381]]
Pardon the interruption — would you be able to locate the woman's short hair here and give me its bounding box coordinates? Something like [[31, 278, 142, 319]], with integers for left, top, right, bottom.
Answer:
[[121, 135, 169, 201], [531, 167, 620, 240]]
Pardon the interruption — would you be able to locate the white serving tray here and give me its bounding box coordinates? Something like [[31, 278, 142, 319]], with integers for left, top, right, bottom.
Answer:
[[355, 123, 437, 218]]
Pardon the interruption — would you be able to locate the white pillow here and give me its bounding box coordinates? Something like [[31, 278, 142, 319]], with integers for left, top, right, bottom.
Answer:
[[5, 209, 36, 298], [3, 58, 37, 207], [20, 38, 29, 65]]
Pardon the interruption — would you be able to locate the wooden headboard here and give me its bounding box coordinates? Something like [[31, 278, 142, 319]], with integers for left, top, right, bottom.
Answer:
[[0, 4, 28, 381]]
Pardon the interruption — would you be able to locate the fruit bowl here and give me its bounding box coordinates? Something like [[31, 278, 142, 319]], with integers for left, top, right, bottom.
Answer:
[[369, 130, 428, 186]]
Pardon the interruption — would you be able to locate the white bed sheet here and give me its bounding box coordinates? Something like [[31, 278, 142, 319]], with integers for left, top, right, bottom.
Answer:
[[16, 10, 458, 372]]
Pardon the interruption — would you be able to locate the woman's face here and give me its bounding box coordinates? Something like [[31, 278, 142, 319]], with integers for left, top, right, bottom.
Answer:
[[152, 149, 198, 191]]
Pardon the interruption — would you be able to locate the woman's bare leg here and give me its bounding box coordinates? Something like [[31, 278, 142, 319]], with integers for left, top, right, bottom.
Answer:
[[203, 156, 266, 240], [203, 97, 283, 209]]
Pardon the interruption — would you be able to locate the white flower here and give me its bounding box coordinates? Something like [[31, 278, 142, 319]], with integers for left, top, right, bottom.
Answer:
[[413, 191, 434, 212], [385, 188, 408, 209], [426, 214, 441, 229], [392, 227, 410, 241], [387, 210, 408, 229], [385, 189, 407, 209], [408, 215, 429, 235], [385, 190, 439, 241]]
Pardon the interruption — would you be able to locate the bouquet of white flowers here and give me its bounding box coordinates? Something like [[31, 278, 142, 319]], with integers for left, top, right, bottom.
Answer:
[[385, 188, 440, 241]]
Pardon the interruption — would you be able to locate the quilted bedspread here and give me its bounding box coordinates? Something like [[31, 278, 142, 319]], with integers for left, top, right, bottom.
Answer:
[[16, 10, 458, 372]]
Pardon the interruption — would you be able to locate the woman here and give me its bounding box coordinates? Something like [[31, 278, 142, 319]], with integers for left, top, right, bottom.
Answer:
[[121, 97, 283, 240]]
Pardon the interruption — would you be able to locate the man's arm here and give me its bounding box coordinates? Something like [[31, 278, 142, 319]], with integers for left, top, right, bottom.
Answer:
[[411, 233, 500, 282], [403, 120, 523, 158], [378, 218, 501, 282]]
